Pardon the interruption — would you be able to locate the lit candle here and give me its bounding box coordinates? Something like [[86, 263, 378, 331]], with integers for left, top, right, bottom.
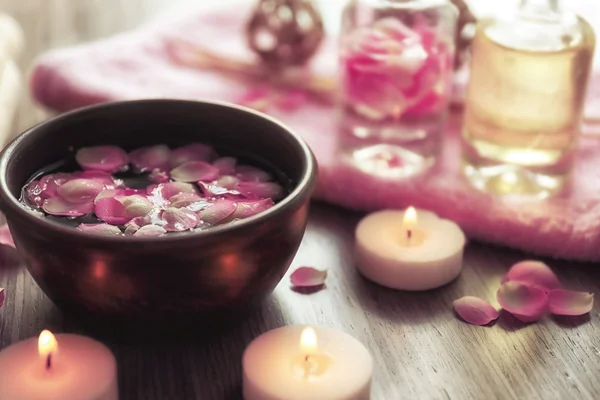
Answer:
[[0, 330, 118, 399], [355, 207, 466, 291], [242, 325, 373, 400]]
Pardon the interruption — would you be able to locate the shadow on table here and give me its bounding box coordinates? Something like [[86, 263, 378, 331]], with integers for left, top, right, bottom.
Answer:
[[63, 297, 285, 399], [307, 202, 452, 325]]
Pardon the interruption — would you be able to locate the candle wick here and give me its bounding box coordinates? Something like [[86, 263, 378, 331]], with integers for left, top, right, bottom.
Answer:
[[46, 353, 52, 370], [303, 355, 312, 379], [407, 229, 412, 243]]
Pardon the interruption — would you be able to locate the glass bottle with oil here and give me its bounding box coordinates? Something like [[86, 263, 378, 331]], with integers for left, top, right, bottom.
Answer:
[[462, 0, 595, 198]]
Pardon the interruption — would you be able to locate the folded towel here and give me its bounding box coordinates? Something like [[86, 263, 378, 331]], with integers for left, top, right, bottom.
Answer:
[[28, 3, 600, 261]]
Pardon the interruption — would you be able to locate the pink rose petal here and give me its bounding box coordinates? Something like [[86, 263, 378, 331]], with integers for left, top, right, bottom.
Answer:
[[501, 260, 562, 292], [238, 181, 284, 200], [548, 289, 594, 316], [94, 198, 131, 225], [213, 157, 237, 175], [121, 195, 154, 218], [169, 192, 209, 211], [149, 169, 170, 183], [39, 173, 72, 198], [290, 266, 327, 287], [236, 165, 271, 182], [74, 171, 116, 187], [127, 216, 152, 228], [0, 224, 14, 248], [159, 182, 197, 199], [123, 221, 140, 236], [24, 180, 44, 207], [497, 281, 548, 322], [171, 161, 219, 182], [161, 207, 200, 232], [94, 188, 142, 204], [75, 146, 129, 173], [129, 145, 171, 172], [56, 179, 105, 204], [197, 199, 237, 226], [95, 189, 118, 204], [232, 198, 275, 219], [169, 143, 215, 168], [197, 182, 242, 198], [133, 225, 167, 237], [453, 296, 499, 326], [0, 287, 4, 308], [215, 175, 240, 190], [42, 197, 94, 217], [77, 223, 123, 236]]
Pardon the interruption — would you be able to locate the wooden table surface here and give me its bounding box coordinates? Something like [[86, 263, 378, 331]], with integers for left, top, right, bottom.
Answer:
[[1, 1, 599, 399]]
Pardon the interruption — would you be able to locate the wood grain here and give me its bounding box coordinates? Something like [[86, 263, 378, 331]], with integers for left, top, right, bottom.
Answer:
[[0, 1, 599, 399]]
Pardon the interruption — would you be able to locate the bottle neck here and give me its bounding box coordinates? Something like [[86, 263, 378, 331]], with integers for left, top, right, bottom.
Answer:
[[519, 0, 560, 15]]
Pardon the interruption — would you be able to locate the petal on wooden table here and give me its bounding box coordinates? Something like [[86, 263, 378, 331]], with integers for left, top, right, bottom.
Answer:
[[453, 296, 499, 326]]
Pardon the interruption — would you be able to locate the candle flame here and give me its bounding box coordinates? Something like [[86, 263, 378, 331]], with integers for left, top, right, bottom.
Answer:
[[38, 330, 58, 366], [403, 207, 418, 231], [300, 327, 317, 355]]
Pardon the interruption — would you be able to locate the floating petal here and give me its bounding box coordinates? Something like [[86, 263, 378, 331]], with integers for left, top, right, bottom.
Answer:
[[232, 198, 275, 219], [42, 197, 94, 217], [133, 225, 167, 237], [127, 216, 152, 229], [75, 146, 128, 173], [238, 181, 284, 200], [169, 143, 215, 168], [236, 165, 271, 182], [94, 198, 131, 225], [56, 179, 104, 204], [123, 221, 140, 236], [161, 207, 199, 232], [169, 192, 208, 210], [159, 182, 197, 200], [121, 195, 154, 218], [39, 173, 72, 198], [149, 169, 170, 183], [215, 175, 240, 190], [453, 296, 499, 326], [24, 180, 44, 207], [77, 223, 122, 236], [197, 182, 241, 198], [213, 157, 237, 175], [95, 188, 142, 204], [75, 170, 116, 187], [197, 199, 237, 226], [129, 145, 171, 172], [170, 161, 219, 182]]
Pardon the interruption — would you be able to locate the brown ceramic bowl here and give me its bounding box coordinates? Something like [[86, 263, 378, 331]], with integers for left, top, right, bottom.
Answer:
[[0, 99, 317, 324]]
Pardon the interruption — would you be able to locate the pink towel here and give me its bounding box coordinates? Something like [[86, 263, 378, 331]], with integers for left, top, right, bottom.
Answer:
[[27, 4, 600, 262]]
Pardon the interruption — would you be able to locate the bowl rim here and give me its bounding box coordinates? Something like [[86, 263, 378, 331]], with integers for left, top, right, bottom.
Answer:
[[0, 99, 318, 244]]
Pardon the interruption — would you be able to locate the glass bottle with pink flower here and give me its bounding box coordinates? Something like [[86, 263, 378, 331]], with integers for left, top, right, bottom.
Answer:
[[338, 0, 457, 177]]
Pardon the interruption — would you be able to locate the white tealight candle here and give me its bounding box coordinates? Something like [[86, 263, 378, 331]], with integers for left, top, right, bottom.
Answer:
[[355, 207, 466, 291], [242, 325, 373, 400], [0, 330, 118, 400]]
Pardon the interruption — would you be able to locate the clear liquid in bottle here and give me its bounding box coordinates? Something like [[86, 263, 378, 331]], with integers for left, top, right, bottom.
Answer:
[[462, 2, 595, 198]]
